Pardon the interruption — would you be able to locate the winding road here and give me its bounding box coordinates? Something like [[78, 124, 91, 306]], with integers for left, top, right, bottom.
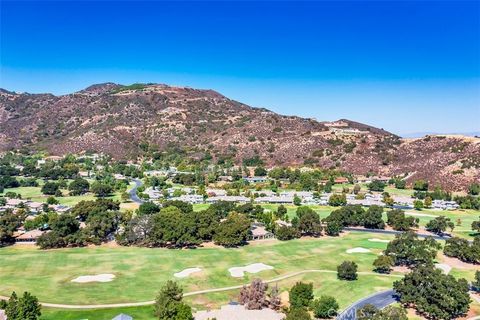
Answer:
[[337, 290, 397, 319], [128, 178, 145, 204]]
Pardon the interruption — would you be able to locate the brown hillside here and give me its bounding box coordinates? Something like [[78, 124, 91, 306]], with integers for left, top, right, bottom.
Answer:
[[0, 83, 478, 191]]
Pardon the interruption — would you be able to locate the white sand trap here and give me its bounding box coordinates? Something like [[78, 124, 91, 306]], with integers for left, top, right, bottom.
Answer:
[[368, 238, 390, 243], [405, 212, 438, 218], [71, 274, 115, 283], [435, 263, 452, 274], [346, 247, 371, 254], [228, 263, 274, 278], [174, 267, 202, 278]]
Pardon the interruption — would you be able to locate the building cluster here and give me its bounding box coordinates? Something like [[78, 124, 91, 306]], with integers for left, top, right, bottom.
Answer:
[[1, 198, 72, 243], [141, 184, 461, 211]]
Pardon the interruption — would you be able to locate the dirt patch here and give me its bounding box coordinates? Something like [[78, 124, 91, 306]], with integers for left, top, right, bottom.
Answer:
[[392, 266, 411, 273], [439, 254, 479, 270]]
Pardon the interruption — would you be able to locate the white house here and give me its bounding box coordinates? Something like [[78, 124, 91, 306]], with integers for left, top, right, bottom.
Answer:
[[206, 196, 250, 203]]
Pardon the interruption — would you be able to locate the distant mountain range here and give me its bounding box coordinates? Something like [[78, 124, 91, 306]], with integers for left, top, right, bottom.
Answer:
[[402, 132, 480, 138], [0, 83, 479, 191]]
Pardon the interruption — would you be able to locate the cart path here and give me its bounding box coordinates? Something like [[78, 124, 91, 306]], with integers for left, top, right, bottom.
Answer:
[[0, 270, 402, 309]]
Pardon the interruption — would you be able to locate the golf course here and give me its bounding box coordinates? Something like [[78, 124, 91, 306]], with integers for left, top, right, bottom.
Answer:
[[1, 230, 479, 319]]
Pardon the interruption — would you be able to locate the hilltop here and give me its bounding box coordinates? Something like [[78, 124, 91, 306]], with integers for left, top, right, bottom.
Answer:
[[0, 83, 479, 190]]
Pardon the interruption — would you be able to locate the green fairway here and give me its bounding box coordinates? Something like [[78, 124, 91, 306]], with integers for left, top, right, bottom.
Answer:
[[40, 306, 155, 320], [1, 232, 398, 306], [0, 182, 135, 207], [37, 272, 398, 320], [404, 209, 479, 239], [1, 231, 477, 319]]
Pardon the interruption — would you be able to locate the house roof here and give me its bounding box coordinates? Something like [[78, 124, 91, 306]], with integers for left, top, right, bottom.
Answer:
[[16, 229, 46, 240], [112, 314, 133, 320], [251, 226, 272, 237]]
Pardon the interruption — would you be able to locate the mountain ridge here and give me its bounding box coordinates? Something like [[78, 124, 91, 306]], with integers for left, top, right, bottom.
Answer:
[[1, 83, 479, 191]]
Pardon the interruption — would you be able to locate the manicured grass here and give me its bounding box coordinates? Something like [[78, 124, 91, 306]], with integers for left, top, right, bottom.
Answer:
[[2, 232, 477, 319], [1, 233, 398, 306], [406, 209, 479, 239], [38, 272, 398, 320], [384, 186, 414, 197], [1, 182, 136, 208], [40, 306, 156, 320]]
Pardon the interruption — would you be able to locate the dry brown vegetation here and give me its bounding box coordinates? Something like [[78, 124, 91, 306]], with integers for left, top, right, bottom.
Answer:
[[1, 83, 479, 190]]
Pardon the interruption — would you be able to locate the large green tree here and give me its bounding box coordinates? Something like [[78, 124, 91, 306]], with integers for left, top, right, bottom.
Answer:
[[40, 182, 60, 195], [5, 291, 41, 320], [311, 295, 339, 319], [384, 231, 440, 267], [297, 208, 322, 236], [0, 209, 23, 246], [90, 181, 113, 197], [337, 261, 358, 280], [68, 177, 90, 195], [425, 216, 455, 235], [154, 281, 193, 320], [357, 304, 407, 320], [386, 209, 418, 231], [394, 266, 471, 320], [289, 282, 314, 309], [213, 212, 251, 247], [362, 205, 385, 229]]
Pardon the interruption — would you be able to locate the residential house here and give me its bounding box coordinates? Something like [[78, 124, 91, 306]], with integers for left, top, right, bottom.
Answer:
[[250, 224, 274, 240], [206, 188, 227, 197], [114, 173, 126, 180], [334, 177, 349, 184], [27, 201, 44, 214], [243, 176, 268, 183], [206, 196, 250, 203], [432, 200, 459, 210], [15, 229, 47, 243], [254, 195, 293, 204], [170, 194, 204, 204], [6, 198, 26, 208], [52, 204, 72, 214]]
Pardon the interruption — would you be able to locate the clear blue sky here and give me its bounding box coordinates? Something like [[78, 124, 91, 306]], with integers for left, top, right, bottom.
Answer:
[[1, 1, 479, 136]]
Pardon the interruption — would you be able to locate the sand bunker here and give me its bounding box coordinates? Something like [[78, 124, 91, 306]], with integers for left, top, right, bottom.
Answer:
[[229, 263, 274, 277], [368, 238, 390, 243], [435, 263, 452, 274], [405, 212, 438, 218], [174, 267, 202, 278], [71, 274, 115, 283], [346, 247, 371, 253]]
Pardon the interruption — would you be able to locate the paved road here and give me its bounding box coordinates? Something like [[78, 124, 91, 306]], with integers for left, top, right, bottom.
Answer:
[[0, 270, 401, 309], [128, 178, 145, 204], [337, 290, 397, 320]]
